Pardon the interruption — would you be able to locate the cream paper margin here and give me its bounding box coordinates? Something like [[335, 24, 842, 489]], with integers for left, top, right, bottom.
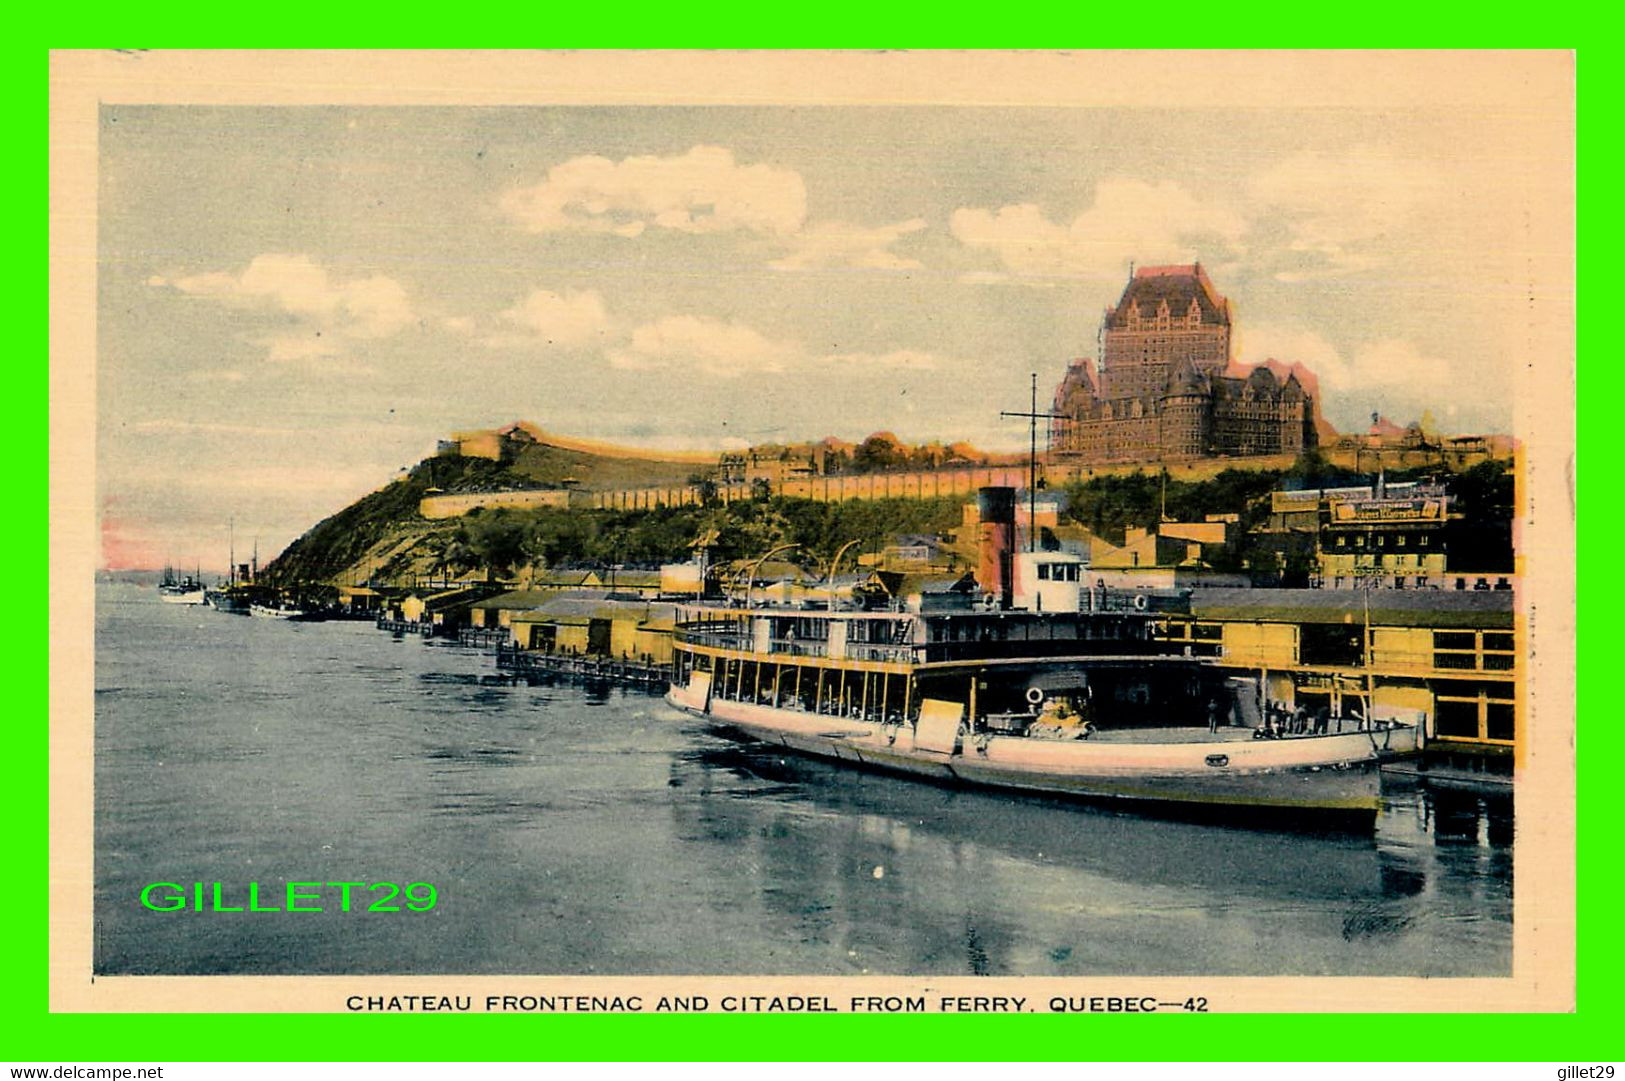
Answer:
[[47, 49, 1577, 1014]]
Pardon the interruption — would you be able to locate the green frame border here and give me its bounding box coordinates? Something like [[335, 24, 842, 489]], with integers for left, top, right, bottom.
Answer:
[[29, 29, 1603, 1063]]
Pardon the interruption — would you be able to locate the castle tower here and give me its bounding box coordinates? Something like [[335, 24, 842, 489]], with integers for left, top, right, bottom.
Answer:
[[1098, 263, 1230, 401], [1158, 358, 1211, 459], [1050, 261, 1319, 465]]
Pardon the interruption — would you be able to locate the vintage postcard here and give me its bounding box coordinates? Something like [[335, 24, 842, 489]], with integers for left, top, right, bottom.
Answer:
[[50, 50, 1575, 1014]]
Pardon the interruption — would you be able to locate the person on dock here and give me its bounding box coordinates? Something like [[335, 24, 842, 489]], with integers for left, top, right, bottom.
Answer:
[[1206, 697, 1222, 734]]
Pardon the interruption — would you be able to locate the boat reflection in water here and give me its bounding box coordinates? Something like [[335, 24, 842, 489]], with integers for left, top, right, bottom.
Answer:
[[665, 730, 1512, 977]]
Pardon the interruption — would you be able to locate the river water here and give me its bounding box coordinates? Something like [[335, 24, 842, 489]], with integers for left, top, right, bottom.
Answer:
[[94, 582, 1512, 977]]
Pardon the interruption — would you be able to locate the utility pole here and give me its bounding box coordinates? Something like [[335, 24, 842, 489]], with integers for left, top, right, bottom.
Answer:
[[1000, 372, 1064, 553]]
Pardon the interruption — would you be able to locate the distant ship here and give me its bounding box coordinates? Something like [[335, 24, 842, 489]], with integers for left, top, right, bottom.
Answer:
[[205, 586, 250, 614], [205, 519, 251, 613], [249, 601, 307, 619], [158, 565, 206, 605]]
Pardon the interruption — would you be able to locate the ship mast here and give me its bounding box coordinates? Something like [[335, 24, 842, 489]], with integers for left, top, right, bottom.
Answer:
[[1000, 372, 1063, 553]]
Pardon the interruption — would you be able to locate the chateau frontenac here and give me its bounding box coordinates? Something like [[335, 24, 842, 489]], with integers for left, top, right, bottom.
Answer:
[[1051, 264, 1318, 463]]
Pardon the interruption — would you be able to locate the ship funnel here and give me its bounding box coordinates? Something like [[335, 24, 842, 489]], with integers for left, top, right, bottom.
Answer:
[[977, 486, 1017, 610]]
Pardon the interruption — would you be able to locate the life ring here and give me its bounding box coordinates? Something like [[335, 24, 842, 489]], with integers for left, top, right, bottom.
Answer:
[[1132, 594, 1148, 611], [983, 592, 997, 608], [1025, 686, 1045, 706]]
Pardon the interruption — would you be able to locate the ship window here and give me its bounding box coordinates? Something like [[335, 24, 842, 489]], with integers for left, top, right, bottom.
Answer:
[[1037, 564, 1051, 580]]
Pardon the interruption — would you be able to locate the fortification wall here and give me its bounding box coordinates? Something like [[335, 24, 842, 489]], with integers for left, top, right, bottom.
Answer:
[[418, 453, 1376, 520], [420, 489, 579, 519]]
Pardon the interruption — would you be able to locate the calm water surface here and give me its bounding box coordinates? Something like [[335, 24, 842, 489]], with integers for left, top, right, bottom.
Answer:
[[95, 582, 1512, 976]]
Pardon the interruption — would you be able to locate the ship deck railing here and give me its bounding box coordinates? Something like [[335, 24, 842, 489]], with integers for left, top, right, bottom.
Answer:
[[675, 624, 1184, 667], [676, 628, 920, 665]]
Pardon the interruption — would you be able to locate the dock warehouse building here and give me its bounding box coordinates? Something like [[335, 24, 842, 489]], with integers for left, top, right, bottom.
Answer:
[[1153, 588, 1516, 771]]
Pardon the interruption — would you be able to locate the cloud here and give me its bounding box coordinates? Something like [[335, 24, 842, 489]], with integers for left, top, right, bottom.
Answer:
[[261, 331, 343, 362], [951, 179, 1247, 281], [1343, 338, 1455, 399], [1249, 146, 1443, 277], [501, 145, 807, 238], [608, 315, 801, 377], [1234, 324, 1352, 388], [607, 315, 950, 379], [768, 218, 927, 271], [151, 254, 416, 361], [129, 419, 299, 436], [1237, 323, 1459, 425], [822, 349, 940, 371], [487, 288, 614, 349]]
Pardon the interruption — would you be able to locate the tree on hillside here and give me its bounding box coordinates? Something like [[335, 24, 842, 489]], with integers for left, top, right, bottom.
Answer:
[[688, 473, 720, 507], [852, 432, 908, 473]]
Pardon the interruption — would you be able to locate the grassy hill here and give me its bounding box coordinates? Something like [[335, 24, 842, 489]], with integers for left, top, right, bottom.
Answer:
[[505, 439, 704, 490]]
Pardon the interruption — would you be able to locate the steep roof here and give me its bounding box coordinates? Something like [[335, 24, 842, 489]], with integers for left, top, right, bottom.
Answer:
[[1105, 264, 1230, 329], [1164, 357, 1211, 396], [1054, 357, 1100, 404]]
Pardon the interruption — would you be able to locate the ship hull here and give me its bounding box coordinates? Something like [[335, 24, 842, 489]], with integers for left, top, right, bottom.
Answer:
[[249, 604, 306, 619], [159, 589, 207, 605], [667, 683, 1417, 825]]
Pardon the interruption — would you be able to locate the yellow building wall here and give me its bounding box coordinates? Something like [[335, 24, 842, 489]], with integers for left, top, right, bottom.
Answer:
[[402, 596, 428, 622], [609, 618, 640, 659], [1221, 622, 1297, 666], [1318, 552, 1447, 578], [1265, 671, 1295, 706], [633, 628, 673, 664], [554, 625, 591, 653], [1371, 681, 1434, 727], [1371, 627, 1432, 671]]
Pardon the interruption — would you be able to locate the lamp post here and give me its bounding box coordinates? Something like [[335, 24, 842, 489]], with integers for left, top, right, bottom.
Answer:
[[744, 543, 800, 609], [825, 539, 861, 610]]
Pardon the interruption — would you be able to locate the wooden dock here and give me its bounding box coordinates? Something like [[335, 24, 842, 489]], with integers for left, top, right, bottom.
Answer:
[[459, 626, 512, 649], [495, 645, 669, 691], [376, 617, 433, 636]]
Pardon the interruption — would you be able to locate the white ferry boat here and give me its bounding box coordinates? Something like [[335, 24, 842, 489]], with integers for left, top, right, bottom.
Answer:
[[665, 490, 1419, 827]]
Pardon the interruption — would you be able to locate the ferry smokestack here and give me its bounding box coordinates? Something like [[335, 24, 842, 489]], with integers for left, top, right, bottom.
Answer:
[[977, 486, 1016, 610]]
